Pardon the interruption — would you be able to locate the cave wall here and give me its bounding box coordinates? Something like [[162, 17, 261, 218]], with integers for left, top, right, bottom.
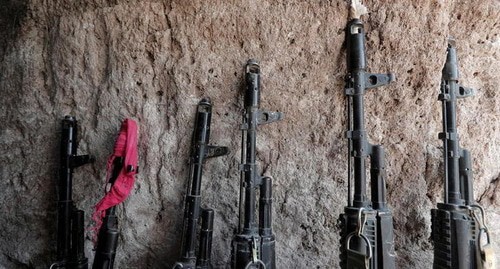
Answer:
[[1, 0, 499, 268]]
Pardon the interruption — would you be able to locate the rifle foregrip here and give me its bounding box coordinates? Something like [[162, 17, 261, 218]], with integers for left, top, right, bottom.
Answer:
[[339, 208, 377, 269], [259, 177, 275, 269], [68, 209, 88, 269], [260, 236, 276, 269], [376, 211, 396, 269], [432, 205, 477, 269], [92, 213, 119, 269]]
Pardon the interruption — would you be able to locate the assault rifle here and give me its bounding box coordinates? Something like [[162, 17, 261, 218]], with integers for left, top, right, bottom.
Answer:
[[231, 60, 283, 269], [338, 17, 396, 269], [431, 39, 492, 269], [173, 98, 229, 269], [92, 157, 123, 269], [51, 116, 94, 269]]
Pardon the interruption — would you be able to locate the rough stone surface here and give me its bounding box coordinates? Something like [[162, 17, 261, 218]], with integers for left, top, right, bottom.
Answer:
[[1, 0, 499, 268]]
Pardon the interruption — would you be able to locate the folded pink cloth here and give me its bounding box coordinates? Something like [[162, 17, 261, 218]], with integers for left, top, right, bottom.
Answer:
[[91, 119, 138, 243]]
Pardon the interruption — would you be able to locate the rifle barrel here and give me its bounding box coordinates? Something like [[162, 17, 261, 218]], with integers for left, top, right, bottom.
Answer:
[[242, 60, 260, 233], [346, 19, 369, 208], [440, 43, 463, 205]]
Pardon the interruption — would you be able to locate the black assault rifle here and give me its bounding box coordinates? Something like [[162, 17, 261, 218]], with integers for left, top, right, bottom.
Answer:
[[92, 157, 123, 269], [338, 18, 396, 269], [431, 39, 492, 269], [173, 98, 228, 269], [231, 60, 283, 269], [52, 116, 94, 269]]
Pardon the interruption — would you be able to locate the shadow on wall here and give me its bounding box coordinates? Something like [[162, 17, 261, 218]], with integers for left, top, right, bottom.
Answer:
[[0, 0, 28, 59]]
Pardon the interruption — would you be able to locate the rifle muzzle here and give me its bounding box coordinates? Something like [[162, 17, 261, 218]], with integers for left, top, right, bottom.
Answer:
[[346, 19, 367, 71], [442, 39, 459, 81], [245, 59, 260, 108], [194, 98, 213, 145]]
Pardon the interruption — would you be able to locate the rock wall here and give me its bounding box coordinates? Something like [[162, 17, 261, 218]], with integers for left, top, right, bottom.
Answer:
[[1, 0, 499, 268]]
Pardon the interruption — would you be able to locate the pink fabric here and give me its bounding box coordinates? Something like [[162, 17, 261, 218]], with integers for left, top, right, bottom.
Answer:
[[91, 119, 138, 243]]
